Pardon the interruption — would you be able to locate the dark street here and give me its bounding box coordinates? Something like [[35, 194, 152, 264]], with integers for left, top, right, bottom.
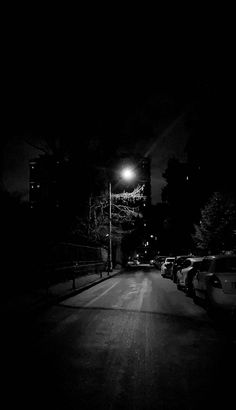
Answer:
[[2, 23, 236, 410], [2, 268, 235, 409]]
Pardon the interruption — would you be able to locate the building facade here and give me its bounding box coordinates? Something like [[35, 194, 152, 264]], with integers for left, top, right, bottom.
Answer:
[[29, 155, 69, 210]]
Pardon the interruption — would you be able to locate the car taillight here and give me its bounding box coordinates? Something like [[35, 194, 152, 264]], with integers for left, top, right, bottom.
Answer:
[[209, 274, 222, 289]]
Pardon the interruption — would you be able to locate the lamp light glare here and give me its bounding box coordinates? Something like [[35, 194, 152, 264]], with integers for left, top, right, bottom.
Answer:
[[121, 167, 135, 181]]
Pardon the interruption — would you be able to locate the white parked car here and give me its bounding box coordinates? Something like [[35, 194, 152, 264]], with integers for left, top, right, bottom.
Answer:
[[176, 257, 203, 295], [192, 254, 236, 313], [127, 257, 140, 269], [161, 257, 175, 278]]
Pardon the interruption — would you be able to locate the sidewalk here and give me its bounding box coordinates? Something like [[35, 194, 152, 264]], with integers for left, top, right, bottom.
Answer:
[[2, 268, 123, 315]]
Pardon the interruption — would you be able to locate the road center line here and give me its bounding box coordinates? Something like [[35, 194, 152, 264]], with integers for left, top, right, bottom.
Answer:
[[84, 280, 119, 307], [137, 277, 149, 310]]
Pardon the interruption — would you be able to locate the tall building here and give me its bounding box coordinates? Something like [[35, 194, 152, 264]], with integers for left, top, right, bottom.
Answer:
[[139, 156, 151, 208], [29, 155, 69, 210]]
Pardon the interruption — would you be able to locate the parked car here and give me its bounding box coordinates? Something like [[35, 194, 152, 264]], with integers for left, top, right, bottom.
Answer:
[[192, 254, 236, 314], [138, 254, 152, 265], [176, 257, 203, 295], [161, 257, 175, 277], [126, 256, 140, 269], [153, 255, 168, 270], [172, 255, 192, 283]]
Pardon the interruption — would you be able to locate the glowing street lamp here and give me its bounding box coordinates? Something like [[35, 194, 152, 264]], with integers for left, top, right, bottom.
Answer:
[[107, 166, 136, 274], [120, 167, 136, 182]]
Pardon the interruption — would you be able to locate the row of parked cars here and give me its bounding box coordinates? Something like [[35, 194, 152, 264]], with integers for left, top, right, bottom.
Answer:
[[159, 253, 236, 316]]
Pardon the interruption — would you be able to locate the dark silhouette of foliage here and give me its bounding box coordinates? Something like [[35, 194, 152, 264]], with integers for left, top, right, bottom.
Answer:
[[192, 192, 236, 254]]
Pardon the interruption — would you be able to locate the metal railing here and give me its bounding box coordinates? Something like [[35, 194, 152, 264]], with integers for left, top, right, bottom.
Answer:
[[43, 243, 108, 289]]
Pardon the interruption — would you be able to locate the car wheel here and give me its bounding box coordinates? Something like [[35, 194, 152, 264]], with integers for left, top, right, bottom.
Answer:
[[204, 293, 215, 313], [193, 288, 200, 305], [185, 279, 194, 297], [176, 279, 182, 290]]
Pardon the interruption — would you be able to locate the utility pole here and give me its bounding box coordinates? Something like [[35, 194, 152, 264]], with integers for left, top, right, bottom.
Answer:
[[88, 196, 92, 237], [107, 181, 112, 275], [107, 167, 137, 274]]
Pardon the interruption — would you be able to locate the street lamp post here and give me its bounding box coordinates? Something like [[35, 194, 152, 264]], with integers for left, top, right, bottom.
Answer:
[[107, 166, 136, 275], [107, 181, 112, 275]]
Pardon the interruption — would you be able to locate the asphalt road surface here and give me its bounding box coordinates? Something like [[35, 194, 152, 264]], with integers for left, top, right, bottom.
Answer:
[[3, 268, 236, 409]]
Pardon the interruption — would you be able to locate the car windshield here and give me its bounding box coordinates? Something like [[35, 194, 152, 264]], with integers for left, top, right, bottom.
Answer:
[[200, 259, 212, 272], [177, 258, 185, 264], [215, 257, 236, 273], [166, 258, 174, 263], [193, 261, 202, 269]]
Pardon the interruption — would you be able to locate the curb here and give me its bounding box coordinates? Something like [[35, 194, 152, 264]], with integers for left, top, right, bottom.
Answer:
[[26, 268, 124, 314], [54, 268, 124, 304]]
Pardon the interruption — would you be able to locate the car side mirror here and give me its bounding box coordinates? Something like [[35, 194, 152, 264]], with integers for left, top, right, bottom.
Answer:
[[195, 270, 200, 280]]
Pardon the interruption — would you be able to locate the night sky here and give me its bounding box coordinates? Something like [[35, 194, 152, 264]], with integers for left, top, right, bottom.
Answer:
[[1, 37, 233, 204]]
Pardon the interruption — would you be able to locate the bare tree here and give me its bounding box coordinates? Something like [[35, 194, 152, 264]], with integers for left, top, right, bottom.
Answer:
[[72, 185, 145, 245]]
